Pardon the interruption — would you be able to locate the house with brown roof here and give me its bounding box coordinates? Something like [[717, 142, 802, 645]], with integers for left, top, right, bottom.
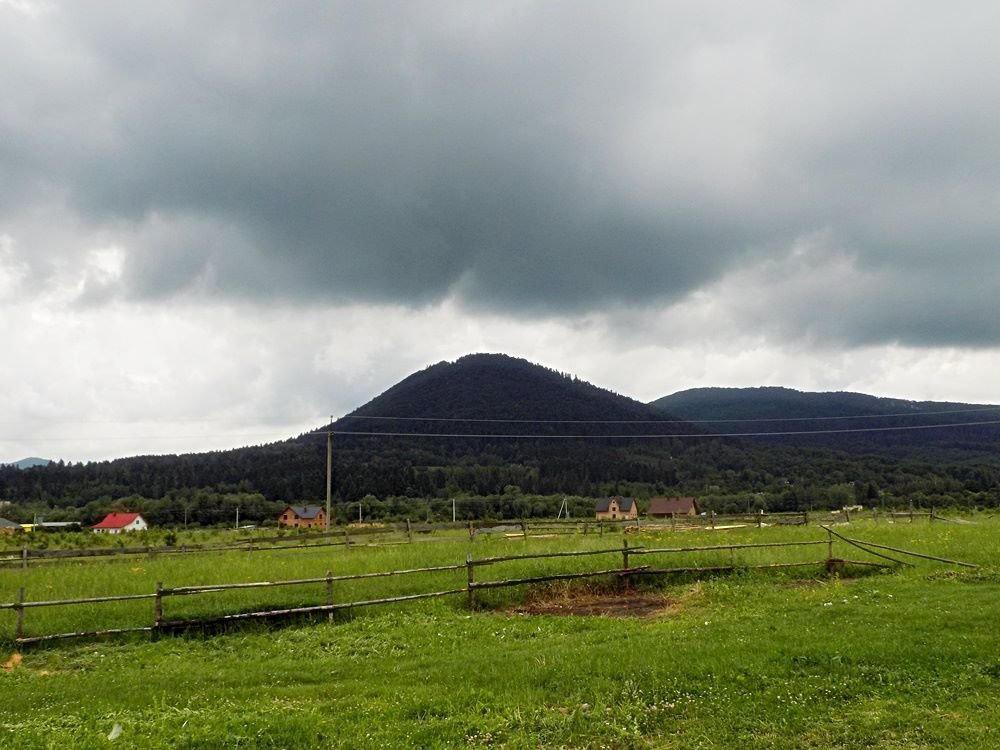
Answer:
[[92, 512, 148, 534], [278, 505, 327, 529], [648, 497, 699, 518], [594, 497, 638, 521]]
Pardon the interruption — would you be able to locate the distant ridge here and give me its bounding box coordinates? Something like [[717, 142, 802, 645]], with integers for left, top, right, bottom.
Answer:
[[5, 457, 51, 470], [650, 386, 1000, 456]]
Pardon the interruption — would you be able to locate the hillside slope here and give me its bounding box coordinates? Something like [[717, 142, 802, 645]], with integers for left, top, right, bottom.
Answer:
[[651, 386, 1000, 458]]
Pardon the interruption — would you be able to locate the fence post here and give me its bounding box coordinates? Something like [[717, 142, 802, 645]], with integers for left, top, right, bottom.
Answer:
[[757, 509, 763, 528], [154, 581, 163, 630], [406, 518, 413, 543], [521, 521, 528, 541], [344, 527, 351, 550], [469, 520, 474, 541], [15, 586, 25, 642], [826, 529, 834, 564], [466, 553, 475, 610], [671, 512, 676, 531], [930, 506, 935, 522], [844, 507, 851, 523], [710, 510, 716, 530], [622, 538, 630, 571], [21, 542, 28, 570], [326, 570, 334, 623], [803, 510, 809, 526]]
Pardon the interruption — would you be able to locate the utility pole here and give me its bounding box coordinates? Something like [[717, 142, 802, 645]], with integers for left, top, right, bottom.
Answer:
[[326, 417, 333, 541]]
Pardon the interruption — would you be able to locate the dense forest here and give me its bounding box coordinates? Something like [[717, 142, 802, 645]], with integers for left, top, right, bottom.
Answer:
[[3, 355, 1000, 526]]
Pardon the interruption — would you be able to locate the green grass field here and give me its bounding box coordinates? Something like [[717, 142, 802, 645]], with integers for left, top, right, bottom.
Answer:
[[1, 517, 999, 748]]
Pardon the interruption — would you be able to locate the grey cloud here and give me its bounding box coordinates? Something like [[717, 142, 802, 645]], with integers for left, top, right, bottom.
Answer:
[[3, 1, 1000, 346]]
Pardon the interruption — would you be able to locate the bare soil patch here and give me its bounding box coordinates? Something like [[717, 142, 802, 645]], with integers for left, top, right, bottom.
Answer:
[[507, 591, 673, 618]]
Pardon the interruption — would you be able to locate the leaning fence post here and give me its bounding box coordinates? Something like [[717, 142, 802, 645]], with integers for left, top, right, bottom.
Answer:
[[326, 570, 334, 623], [154, 581, 163, 630], [826, 529, 834, 564], [15, 586, 25, 642], [466, 553, 475, 610]]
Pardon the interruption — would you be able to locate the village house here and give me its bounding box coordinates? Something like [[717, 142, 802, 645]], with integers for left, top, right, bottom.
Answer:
[[0, 517, 22, 535], [278, 505, 327, 529], [648, 496, 699, 518], [594, 497, 638, 521], [92, 512, 148, 534]]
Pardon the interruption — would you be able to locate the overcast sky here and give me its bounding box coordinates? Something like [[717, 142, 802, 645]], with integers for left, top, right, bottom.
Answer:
[[4, 1, 1000, 462]]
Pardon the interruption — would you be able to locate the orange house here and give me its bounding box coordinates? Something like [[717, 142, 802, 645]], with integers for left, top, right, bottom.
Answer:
[[648, 497, 699, 518], [278, 505, 327, 529]]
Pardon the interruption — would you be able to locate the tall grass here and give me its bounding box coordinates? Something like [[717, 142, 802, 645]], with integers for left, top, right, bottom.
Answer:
[[1, 518, 995, 646]]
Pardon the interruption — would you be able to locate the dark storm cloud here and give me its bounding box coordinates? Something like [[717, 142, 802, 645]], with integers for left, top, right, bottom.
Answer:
[[4, 1, 1000, 344]]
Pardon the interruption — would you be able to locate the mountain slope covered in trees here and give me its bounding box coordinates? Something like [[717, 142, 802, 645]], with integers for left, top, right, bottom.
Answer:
[[2, 356, 1000, 525], [651, 386, 1000, 459]]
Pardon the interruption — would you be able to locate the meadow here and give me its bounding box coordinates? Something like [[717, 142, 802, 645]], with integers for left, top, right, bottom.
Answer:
[[1, 515, 998, 748]]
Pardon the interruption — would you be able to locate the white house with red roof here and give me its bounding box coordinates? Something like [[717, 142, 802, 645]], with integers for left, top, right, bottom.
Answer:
[[92, 512, 148, 534]]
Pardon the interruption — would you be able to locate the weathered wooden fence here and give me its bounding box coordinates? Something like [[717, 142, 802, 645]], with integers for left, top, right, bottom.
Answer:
[[4, 529, 970, 647], [2, 508, 962, 570]]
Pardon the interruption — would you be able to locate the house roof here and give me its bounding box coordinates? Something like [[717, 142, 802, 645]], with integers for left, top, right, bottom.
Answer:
[[0, 517, 21, 529], [648, 497, 698, 515], [594, 497, 635, 513], [92, 512, 143, 529], [285, 505, 325, 519]]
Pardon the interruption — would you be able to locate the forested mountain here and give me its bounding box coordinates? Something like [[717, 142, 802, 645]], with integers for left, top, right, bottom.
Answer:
[[2, 356, 1000, 526], [651, 386, 1000, 459]]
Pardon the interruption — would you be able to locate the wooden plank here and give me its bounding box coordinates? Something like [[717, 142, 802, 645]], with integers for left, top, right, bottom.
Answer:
[[471, 547, 636, 567], [155, 588, 469, 630], [826, 529, 979, 568], [635, 540, 826, 555], [1, 592, 158, 609], [163, 563, 466, 596], [16, 626, 154, 645]]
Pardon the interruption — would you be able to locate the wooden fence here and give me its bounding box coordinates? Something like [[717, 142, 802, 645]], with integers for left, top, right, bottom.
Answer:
[[3, 529, 972, 647], [1, 508, 957, 570]]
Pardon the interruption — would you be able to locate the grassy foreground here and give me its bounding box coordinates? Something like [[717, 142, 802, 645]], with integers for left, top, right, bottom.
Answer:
[[1, 519, 999, 749]]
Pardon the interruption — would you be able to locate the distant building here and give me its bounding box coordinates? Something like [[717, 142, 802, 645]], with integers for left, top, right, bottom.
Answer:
[[92, 512, 148, 534], [0, 517, 21, 535], [278, 505, 327, 529], [595, 497, 638, 521], [648, 497, 699, 518]]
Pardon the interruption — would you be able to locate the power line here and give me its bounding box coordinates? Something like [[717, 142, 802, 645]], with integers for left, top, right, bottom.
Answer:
[[342, 406, 1000, 424], [328, 418, 1000, 439]]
